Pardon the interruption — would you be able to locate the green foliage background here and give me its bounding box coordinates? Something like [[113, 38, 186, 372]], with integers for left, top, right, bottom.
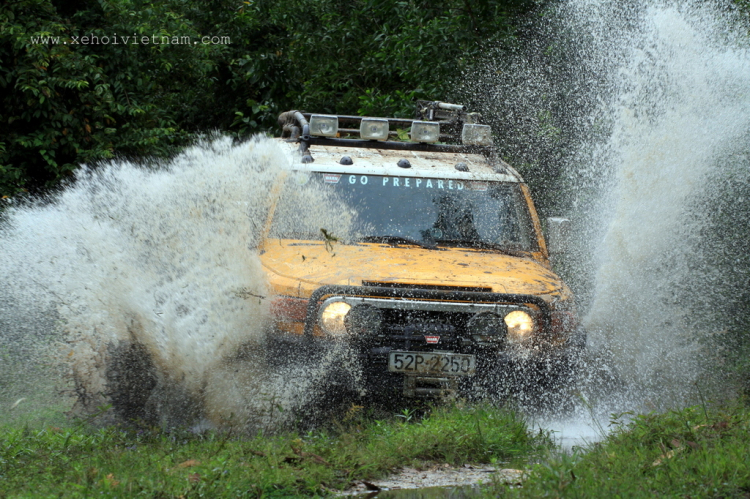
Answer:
[[0, 0, 537, 197]]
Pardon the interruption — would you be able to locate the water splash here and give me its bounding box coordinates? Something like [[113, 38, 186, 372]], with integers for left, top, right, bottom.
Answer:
[[0, 135, 352, 427], [576, 1, 750, 405], [463, 0, 750, 409]]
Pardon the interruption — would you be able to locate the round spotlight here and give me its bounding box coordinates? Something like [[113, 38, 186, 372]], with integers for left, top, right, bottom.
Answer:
[[466, 312, 506, 343], [504, 310, 534, 344], [344, 304, 383, 337], [319, 301, 351, 335]]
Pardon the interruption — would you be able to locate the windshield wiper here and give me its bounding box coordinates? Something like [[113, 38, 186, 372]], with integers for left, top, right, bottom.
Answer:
[[434, 239, 527, 256], [360, 235, 436, 249]]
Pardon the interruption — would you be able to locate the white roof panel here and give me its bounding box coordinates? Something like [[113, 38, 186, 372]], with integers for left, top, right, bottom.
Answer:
[[275, 140, 522, 183]]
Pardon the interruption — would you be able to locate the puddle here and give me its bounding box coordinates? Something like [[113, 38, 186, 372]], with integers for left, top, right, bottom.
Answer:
[[540, 418, 606, 452], [366, 485, 482, 498], [343, 466, 524, 497]]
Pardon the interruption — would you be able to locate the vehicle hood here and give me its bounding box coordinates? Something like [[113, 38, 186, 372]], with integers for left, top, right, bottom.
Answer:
[[260, 240, 563, 296]]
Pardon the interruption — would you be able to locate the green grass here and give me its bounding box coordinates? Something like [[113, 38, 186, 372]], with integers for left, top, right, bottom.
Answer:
[[483, 401, 750, 498], [0, 403, 551, 498]]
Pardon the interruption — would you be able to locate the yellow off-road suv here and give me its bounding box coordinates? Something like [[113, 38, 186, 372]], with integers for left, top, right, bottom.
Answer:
[[262, 101, 585, 406]]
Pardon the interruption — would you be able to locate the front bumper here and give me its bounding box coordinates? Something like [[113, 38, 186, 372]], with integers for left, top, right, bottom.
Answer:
[[265, 330, 583, 399], [265, 284, 585, 399]]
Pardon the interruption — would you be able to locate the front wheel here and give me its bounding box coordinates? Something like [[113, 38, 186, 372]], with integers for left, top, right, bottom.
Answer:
[[522, 347, 585, 416], [106, 341, 158, 423]]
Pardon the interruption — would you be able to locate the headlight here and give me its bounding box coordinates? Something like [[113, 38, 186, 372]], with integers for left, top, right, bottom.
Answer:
[[461, 124, 493, 146], [309, 114, 339, 137], [504, 310, 534, 344], [344, 304, 383, 336], [410, 121, 440, 143], [360, 118, 389, 140], [319, 301, 351, 335], [466, 312, 506, 343]]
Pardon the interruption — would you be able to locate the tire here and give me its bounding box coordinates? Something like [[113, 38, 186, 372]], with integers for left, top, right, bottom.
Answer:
[[506, 345, 584, 416], [106, 341, 158, 423]]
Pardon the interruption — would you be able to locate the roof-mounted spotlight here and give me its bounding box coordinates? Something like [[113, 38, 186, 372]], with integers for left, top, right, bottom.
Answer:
[[461, 124, 493, 146], [360, 118, 389, 141], [309, 114, 338, 137], [410, 121, 440, 143]]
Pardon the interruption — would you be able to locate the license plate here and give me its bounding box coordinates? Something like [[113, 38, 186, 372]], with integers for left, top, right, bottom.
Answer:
[[388, 351, 475, 376]]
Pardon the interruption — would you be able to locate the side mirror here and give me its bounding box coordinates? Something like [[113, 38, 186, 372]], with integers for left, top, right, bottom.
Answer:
[[546, 217, 570, 255]]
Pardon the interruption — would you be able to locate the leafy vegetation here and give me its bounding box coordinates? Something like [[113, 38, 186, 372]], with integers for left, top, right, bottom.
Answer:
[[5, 398, 750, 497], [0, 0, 538, 197], [0, 403, 550, 497], [482, 402, 750, 498]]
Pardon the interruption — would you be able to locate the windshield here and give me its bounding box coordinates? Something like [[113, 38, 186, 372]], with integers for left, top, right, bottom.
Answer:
[[270, 172, 539, 252]]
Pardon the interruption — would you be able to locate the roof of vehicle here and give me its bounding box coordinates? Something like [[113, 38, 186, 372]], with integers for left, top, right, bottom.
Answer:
[[275, 102, 524, 183], [277, 141, 523, 183]]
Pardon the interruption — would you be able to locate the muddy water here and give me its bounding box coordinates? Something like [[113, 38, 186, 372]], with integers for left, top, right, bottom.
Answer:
[[366, 485, 481, 498], [0, 136, 354, 427], [344, 466, 525, 497], [466, 0, 750, 414], [578, 1, 750, 407]]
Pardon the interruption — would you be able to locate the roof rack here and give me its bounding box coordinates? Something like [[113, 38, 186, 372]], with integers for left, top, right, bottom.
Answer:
[[277, 101, 493, 161]]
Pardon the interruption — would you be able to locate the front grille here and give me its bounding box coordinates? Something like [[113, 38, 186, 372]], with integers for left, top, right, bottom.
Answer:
[[374, 309, 475, 352]]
